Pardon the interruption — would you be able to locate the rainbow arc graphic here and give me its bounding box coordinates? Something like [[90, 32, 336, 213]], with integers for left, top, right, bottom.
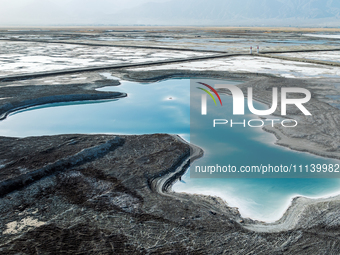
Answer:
[[197, 82, 223, 106]]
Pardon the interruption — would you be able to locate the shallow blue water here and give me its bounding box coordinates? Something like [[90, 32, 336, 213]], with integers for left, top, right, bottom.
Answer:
[[1, 77, 339, 222], [1, 79, 190, 138]]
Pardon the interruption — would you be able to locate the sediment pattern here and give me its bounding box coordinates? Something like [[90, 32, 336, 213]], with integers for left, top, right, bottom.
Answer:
[[0, 134, 339, 254]]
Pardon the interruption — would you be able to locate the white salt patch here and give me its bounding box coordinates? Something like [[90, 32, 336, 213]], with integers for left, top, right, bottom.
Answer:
[[0, 41, 212, 76], [130, 56, 340, 78], [100, 72, 120, 80], [3, 217, 45, 235], [303, 33, 340, 39], [274, 51, 340, 63]]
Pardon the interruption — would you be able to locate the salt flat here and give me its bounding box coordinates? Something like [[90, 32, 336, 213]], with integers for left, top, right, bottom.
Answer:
[[131, 55, 340, 78], [0, 40, 212, 77]]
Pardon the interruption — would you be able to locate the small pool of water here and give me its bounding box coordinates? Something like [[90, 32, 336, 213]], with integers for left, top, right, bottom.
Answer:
[[0, 77, 339, 222], [1, 79, 190, 138]]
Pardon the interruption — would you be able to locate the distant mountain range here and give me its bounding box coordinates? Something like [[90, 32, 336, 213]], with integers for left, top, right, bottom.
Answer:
[[112, 0, 340, 26], [1, 0, 340, 26]]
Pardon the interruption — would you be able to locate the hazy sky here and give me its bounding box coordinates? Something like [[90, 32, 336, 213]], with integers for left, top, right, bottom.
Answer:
[[0, 0, 168, 11], [0, 0, 170, 25], [0, 0, 338, 26]]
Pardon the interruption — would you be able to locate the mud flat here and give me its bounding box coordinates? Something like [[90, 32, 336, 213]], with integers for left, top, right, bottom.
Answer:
[[0, 133, 340, 254], [0, 74, 125, 121], [237, 76, 340, 160]]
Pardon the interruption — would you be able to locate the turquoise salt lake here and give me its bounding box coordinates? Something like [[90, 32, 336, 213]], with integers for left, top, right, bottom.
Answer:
[[1, 76, 340, 222]]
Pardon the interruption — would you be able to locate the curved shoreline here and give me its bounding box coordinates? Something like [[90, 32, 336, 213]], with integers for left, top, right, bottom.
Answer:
[[150, 135, 203, 194], [1, 71, 340, 234], [244, 193, 340, 232], [152, 135, 340, 233], [119, 72, 340, 232], [0, 92, 126, 121]]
